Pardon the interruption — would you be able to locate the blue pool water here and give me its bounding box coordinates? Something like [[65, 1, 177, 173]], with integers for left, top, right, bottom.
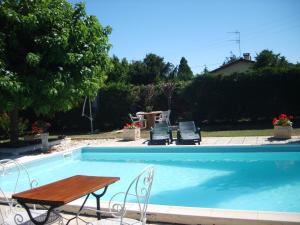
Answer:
[[1, 145, 300, 213]]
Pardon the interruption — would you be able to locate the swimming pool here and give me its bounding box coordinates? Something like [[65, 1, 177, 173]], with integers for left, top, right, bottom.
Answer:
[[1, 145, 300, 213]]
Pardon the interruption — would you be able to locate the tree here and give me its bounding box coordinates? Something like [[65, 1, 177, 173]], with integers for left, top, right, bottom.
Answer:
[[223, 51, 238, 65], [107, 55, 129, 83], [128, 60, 147, 85], [142, 84, 156, 111], [0, 0, 111, 145], [177, 57, 193, 80], [201, 65, 209, 75], [254, 49, 289, 69], [163, 62, 177, 80], [143, 53, 165, 83], [160, 82, 176, 110], [128, 53, 172, 85]]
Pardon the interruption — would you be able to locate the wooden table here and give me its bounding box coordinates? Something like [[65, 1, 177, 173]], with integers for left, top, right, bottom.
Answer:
[[136, 111, 162, 129], [12, 175, 119, 225]]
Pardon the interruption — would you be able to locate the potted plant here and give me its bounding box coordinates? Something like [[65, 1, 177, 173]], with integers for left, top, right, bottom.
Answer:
[[123, 122, 141, 141], [272, 114, 293, 139], [32, 120, 51, 150]]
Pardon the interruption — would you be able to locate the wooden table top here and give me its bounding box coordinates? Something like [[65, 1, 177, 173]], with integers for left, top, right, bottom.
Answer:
[[12, 175, 119, 206]]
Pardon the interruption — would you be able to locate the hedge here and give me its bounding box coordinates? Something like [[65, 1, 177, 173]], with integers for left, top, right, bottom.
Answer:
[[184, 68, 300, 123]]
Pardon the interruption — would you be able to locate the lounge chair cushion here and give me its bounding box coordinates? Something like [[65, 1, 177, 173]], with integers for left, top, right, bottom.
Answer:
[[180, 132, 199, 140], [150, 122, 171, 143], [178, 121, 201, 143]]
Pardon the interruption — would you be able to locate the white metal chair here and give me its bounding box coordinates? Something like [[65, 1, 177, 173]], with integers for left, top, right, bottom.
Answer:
[[128, 113, 147, 129], [78, 166, 154, 225], [0, 159, 63, 225], [155, 110, 171, 126]]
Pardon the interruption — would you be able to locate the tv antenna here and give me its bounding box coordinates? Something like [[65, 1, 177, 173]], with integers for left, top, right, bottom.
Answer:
[[227, 30, 241, 58]]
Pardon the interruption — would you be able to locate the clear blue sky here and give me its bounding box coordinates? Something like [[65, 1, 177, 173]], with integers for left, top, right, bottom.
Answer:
[[69, 0, 300, 73]]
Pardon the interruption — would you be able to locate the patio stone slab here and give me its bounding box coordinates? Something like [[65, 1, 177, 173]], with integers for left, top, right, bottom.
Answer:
[[243, 136, 258, 145], [228, 137, 245, 145]]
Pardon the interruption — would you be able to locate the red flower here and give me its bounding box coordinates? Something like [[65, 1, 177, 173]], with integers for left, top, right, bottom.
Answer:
[[123, 122, 140, 129], [272, 113, 293, 127], [272, 118, 278, 125], [31, 120, 51, 134], [279, 114, 287, 120], [134, 121, 141, 128]]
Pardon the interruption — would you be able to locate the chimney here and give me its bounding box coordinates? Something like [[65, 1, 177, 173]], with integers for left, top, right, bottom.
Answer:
[[243, 53, 251, 60]]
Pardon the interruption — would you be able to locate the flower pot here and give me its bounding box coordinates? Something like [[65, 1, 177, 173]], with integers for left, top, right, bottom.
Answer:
[[123, 128, 140, 141], [40, 132, 49, 150], [274, 126, 292, 139], [24, 134, 37, 141]]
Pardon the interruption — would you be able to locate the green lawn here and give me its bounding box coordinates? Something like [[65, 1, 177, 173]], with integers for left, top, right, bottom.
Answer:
[[201, 128, 297, 137], [67, 128, 300, 140]]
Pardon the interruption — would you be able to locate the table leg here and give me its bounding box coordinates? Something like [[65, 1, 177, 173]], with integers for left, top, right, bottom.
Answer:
[[145, 114, 155, 129], [18, 202, 56, 225], [66, 193, 90, 225], [91, 186, 108, 220]]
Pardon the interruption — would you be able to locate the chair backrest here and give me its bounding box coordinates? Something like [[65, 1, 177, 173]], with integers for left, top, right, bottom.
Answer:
[[0, 159, 39, 225], [0, 159, 37, 207], [0, 208, 4, 225], [129, 113, 143, 123], [154, 121, 168, 128], [137, 114, 144, 120], [152, 123, 169, 135], [0, 205, 6, 225], [128, 113, 135, 122], [153, 121, 168, 132], [157, 110, 170, 126], [161, 110, 170, 121], [0, 187, 12, 225], [108, 166, 154, 225], [179, 121, 196, 132]]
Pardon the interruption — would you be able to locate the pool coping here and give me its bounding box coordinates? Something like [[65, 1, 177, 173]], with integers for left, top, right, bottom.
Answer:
[[62, 199, 300, 225], [9, 143, 300, 165], [3, 144, 300, 225]]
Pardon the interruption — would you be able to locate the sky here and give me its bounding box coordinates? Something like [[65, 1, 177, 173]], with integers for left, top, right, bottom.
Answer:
[[69, 0, 300, 74]]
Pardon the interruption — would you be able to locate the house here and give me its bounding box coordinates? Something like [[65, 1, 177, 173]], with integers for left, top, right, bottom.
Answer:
[[210, 53, 255, 76]]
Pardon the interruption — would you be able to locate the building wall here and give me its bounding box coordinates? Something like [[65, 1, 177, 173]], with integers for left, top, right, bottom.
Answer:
[[211, 61, 254, 76]]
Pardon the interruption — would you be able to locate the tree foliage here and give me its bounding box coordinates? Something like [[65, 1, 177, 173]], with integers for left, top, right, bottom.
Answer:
[[93, 49, 300, 130], [254, 49, 289, 69], [177, 57, 193, 80], [223, 51, 238, 65], [127, 53, 176, 85], [160, 81, 176, 109], [51, 63, 300, 131], [106, 55, 129, 83], [105, 54, 194, 85], [96, 82, 139, 129], [184, 67, 300, 123], [0, 0, 111, 143]]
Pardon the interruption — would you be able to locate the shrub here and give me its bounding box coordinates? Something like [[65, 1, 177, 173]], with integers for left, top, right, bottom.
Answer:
[[95, 82, 140, 130], [184, 67, 300, 123], [0, 113, 28, 138]]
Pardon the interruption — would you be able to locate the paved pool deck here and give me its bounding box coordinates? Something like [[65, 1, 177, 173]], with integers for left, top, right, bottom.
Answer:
[[1, 136, 300, 157], [54, 136, 300, 152]]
